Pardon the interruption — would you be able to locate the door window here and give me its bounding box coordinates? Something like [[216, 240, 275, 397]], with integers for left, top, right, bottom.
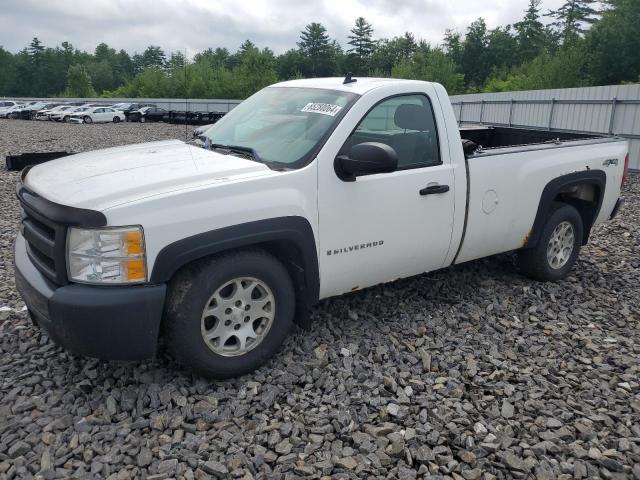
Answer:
[[343, 94, 441, 169]]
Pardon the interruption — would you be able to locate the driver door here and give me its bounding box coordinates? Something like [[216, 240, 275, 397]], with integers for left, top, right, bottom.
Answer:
[[317, 92, 456, 298]]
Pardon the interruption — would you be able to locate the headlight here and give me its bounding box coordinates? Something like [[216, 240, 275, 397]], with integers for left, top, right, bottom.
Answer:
[[67, 226, 147, 284]]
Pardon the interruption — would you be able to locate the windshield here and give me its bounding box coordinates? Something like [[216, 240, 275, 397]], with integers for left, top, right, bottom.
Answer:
[[203, 87, 358, 168]]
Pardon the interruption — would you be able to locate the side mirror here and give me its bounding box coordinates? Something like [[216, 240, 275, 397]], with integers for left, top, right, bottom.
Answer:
[[335, 142, 398, 182]]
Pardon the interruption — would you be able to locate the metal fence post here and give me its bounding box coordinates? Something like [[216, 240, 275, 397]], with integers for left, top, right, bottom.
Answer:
[[608, 97, 618, 135], [547, 98, 556, 131], [508, 99, 514, 127], [479, 100, 485, 125]]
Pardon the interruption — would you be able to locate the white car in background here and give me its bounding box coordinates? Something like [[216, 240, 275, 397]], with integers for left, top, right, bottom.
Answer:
[[35, 105, 74, 120], [0, 103, 26, 118], [51, 106, 88, 122], [68, 107, 125, 124], [0, 100, 19, 114]]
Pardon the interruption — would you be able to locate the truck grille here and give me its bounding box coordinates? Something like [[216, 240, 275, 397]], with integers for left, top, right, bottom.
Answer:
[[19, 196, 68, 285]]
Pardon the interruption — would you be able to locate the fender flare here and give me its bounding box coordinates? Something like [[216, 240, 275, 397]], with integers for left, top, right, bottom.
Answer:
[[150, 216, 320, 305], [526, 170, 606, 248]]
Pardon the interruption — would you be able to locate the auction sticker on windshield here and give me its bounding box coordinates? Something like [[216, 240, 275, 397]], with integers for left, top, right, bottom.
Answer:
[[301, 103, 343, 116]]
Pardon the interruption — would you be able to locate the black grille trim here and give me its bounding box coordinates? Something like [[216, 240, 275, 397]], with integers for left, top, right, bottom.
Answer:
[[17, 180, 107, 285]]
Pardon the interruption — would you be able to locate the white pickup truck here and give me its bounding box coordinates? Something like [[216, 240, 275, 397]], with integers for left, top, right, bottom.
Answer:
[[14, 77, 629, 378]]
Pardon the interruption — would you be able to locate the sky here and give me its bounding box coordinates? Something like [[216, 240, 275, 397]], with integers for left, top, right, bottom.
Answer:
[[0, 0, 566, 57]]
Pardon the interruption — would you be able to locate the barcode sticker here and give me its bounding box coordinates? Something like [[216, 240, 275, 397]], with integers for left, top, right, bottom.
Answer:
[[301, 103, 343, 116]]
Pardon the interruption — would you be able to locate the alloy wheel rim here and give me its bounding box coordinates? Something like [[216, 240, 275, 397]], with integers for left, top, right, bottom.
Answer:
[[200, 277, 275, 357], [546, 221, 575, 269]]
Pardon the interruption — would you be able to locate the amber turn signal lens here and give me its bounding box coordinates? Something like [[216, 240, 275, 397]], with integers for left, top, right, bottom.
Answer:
[[125, 230, 143, 255], [126, 259, 146, 280]]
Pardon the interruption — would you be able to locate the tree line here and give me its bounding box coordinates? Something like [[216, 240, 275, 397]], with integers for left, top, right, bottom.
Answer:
[[0, 0, 637, 100]]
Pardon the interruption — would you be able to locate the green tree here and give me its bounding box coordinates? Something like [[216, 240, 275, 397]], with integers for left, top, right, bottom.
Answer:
[[460, 18, 490, 88], [277, 48, 308, 79], [347, 17, 375, 74], [63, 64, 96, 97], [484, 41, 588, 91], [235, 48, 278, 97], [442, 29, 463, 68], [134, 46, 166, 72], [297, 22, 335, 76], [369, 33, 417, 75], [485, 26, 518, 73], [585, 0, 640, 84], [391, 47, 465, 94], [515, 0, 546, 61], [547, 0, 600, 43]]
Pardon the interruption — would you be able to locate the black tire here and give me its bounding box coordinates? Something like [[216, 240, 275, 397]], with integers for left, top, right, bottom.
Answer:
[[83, 116, 92, 124], [9, 113, 18, 119], [165, 250, 295, 378], [113, 116, 120, 123], [518, 202, 583, 281], [140, 116, 146, 123], [63, 115, 70, 123]]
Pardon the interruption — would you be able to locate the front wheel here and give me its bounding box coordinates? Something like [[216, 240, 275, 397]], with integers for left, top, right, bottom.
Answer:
[[518, 203, 583, 281], [140, 116, 146, 123], [165, 250, 295, 378], [83, 115, 92, 124], [113, 116, 120, 123]]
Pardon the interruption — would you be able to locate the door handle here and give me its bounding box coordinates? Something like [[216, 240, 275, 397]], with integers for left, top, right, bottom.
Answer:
[[420, 184, 450, 195]]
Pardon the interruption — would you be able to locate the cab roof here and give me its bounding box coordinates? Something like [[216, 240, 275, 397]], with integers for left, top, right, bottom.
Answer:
[[272, 77, 431, 95]]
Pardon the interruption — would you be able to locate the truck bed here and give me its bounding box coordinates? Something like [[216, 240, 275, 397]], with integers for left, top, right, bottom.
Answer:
[[453, 127, 628, 265], [459, 126, 616, 156]]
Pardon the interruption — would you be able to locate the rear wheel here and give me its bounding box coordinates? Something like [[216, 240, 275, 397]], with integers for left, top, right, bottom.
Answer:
[[518, 203, 583, 281], [165, 250, 295, 378], [9, 112, 18, 119], [140, 116, 146, 123], [62, 115, 70, 122], [83, 115, 92, 124]]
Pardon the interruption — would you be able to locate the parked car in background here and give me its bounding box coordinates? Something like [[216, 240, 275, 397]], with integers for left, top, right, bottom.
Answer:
[[119, 103, 156, 119], [68, 106, 125, 124], [0, 101, 23, 117], [35, 105, 74, 120], [127, 106, 168, 123], [0, 100, 19, 110], [51, 106, 88, 122], [10, 102, 57, 119]]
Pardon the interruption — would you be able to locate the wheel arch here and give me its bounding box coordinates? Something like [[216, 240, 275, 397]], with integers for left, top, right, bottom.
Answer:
[[150, 216, 320, 314], [525, 170, 605, 249]]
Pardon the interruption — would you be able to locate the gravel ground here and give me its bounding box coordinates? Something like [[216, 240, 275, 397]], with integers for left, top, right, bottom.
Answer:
[[0, 119, 638, 480]]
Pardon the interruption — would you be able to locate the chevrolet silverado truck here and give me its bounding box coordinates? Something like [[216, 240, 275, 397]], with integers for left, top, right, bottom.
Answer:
[[14, 77, 629, 378]]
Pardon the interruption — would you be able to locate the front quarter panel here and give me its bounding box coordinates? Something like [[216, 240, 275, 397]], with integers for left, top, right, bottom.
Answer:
[[102, 164, 319, 284]]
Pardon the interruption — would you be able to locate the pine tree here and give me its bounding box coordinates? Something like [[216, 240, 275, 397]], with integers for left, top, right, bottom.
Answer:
[[515, 0, 546, 61], [442, 29, 463, 67], [547, 0, 600, 43], [347, 17, 375, 74], [27, 37, 44, 58], [297, 22, 333, 76]]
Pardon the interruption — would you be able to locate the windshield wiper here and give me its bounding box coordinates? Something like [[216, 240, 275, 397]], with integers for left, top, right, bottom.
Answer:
[[209, 143, 262, 163], [207, 142, 292, 171]]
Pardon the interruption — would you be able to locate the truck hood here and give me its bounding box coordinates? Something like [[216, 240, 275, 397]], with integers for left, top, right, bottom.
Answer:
[[25, 139, 274, 211]]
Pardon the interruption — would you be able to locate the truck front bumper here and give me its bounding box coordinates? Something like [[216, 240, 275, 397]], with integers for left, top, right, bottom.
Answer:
[[14, 233, 166, 361]]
